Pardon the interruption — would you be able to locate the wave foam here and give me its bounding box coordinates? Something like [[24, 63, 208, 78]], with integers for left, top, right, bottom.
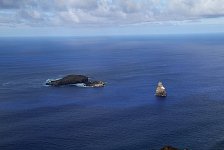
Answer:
[[73, 83, 87, 88]]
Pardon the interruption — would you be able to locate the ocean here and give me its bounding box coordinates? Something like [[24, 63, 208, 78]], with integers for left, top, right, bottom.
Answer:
[[0, 34, 224, 150]]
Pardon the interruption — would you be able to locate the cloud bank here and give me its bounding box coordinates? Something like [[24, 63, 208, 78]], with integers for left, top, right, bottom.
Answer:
[[0, 0, 224, 27]]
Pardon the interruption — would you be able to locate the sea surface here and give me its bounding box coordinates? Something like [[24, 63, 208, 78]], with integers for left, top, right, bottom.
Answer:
[[0, 34, 224, 150]]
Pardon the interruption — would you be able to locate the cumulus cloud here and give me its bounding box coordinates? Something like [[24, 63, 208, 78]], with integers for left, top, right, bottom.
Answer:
[[0, 0, 224, 27]]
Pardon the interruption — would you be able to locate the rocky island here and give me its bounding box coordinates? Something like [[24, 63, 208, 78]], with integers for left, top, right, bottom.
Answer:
[[155, 81, 167, 97], [46, 74, 105, 87]]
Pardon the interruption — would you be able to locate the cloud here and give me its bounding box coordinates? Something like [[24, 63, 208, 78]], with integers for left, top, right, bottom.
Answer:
[[55, 0, 98, 10], [166, 0, 224, 19], [0, 0, 224, 27]]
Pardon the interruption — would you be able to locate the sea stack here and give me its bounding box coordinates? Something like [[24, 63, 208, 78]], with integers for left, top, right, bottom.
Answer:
[[155, 81, 167, 97]]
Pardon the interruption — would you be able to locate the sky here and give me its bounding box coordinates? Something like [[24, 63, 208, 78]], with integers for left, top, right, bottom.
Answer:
[[0, 0, 224, 36]]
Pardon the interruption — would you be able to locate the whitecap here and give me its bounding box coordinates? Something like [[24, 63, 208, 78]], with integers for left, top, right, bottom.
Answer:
[[2, 82, 10, 86]]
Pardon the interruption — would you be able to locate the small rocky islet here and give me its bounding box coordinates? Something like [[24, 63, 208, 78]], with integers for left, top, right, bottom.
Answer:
[[155, 81, 167, 97], [46, 74, 105, 87]]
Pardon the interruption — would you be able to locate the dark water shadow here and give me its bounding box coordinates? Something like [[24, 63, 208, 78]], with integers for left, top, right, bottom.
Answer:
[[155, 96, 167, 101]]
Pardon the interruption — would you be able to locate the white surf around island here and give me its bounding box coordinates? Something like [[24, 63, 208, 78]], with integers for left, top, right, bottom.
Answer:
[[44, 78, 61, 87], [72, 83, 88, 88]]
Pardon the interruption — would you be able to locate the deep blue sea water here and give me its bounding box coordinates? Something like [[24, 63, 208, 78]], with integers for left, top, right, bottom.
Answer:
[[1, 34, 224, 150]]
